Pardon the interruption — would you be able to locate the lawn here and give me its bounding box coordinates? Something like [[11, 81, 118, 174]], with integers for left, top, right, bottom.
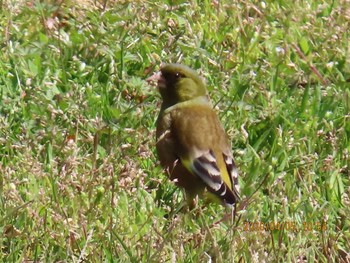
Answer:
[[0, 0, 349, 262]]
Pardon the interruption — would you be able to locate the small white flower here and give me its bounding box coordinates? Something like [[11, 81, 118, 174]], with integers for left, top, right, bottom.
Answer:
[[326, 62, 334, 68], [275, 46, 285, 56]]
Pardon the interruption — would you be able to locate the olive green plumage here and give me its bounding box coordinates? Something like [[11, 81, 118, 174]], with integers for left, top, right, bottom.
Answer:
[[148, 63, 240, 208]]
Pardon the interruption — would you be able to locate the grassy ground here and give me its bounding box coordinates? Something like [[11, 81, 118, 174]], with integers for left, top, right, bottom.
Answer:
[[1, 0, 349, 262]]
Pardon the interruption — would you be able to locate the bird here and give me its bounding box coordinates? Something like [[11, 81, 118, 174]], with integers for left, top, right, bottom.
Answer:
[[147, 63, 240, 209]]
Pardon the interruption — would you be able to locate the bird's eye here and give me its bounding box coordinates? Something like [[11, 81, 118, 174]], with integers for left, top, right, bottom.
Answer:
[[175, 72, 182, 78]]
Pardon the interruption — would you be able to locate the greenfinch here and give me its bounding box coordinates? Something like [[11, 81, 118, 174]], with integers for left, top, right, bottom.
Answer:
[[147, 64, 240, 208]]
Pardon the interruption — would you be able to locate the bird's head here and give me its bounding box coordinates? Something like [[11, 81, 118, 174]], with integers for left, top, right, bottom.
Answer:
[[147, 64, 207, 107]]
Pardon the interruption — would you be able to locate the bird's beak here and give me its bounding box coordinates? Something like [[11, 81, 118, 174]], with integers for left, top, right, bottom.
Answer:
[[146, 71, 166, 89]]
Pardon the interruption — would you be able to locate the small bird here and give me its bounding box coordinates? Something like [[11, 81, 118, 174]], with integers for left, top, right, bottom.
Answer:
[[147, 63, 240, 209]]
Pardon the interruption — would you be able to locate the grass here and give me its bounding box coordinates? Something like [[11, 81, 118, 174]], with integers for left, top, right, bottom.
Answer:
[[0, 0, 349, 262]]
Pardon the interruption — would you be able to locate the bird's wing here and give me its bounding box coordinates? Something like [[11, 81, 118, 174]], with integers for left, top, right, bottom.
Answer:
[[170, 104, 240, 205]]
